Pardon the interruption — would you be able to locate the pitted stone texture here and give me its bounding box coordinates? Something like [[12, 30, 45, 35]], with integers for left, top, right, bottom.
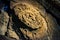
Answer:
[[14, 2, 47, 29], [11, 0, 58, 40]]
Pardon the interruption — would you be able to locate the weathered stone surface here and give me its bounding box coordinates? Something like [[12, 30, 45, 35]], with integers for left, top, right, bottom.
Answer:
[[0, 0, 59, 40], [0, 35, 16, 40], [6, 17, 19, 40], [0, 10, 9, 35], [14, 3, 47, 29], [7, 29, 19, 40], [10, 0, 59, 40]]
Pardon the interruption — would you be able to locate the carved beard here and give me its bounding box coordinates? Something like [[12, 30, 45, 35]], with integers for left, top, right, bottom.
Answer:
[[10, 0, 59, 40]]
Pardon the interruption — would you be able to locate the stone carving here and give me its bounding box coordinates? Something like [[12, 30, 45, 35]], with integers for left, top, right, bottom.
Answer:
[[10, 0, 59, 40], [0, 0, 60, 40], [0, 10, 9, 35]]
